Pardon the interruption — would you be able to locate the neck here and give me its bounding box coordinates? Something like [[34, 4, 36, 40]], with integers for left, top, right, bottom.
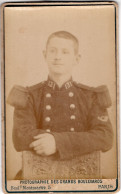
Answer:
[[49, 73, 72, 88]]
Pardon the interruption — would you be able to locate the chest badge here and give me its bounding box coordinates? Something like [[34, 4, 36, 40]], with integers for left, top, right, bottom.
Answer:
[[98, 116, 108, 122]]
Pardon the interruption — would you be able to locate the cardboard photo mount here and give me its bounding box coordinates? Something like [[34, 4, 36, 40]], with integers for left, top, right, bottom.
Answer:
[[1, 1, 119, 193]]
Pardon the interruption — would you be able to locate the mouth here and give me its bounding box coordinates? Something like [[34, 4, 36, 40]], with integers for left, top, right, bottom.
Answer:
[[53, 63, 63, 66]]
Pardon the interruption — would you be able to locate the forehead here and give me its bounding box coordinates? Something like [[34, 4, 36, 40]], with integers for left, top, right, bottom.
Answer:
[[47, 37, 75, 50]]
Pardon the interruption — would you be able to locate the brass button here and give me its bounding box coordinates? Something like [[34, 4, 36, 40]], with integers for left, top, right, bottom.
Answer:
[[69, 92, 74, 97], [45, 117, 51, 122], [70, 128, 75, 132], [46, 93, 51, 98], [70, 115, 76, 120], [46, 105, 51, 110], [46, 129, 51, 132], [70, 104, 75, 109]]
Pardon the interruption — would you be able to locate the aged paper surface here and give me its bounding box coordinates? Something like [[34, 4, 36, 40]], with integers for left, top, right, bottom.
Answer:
[[1, 1, 119, 193]]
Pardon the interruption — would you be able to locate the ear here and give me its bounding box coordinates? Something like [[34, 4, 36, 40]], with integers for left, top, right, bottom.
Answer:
[[43, 50, 46, 59], [76, 54, 81, 65]]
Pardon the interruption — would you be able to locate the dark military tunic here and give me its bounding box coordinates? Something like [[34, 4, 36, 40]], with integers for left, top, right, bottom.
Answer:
[[8, 78, 113, 179]]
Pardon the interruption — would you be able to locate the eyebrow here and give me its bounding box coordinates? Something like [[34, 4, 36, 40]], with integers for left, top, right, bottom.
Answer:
[[47, 46, 71, 49]]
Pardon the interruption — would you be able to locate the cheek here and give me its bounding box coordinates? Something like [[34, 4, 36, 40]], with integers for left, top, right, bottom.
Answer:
[[45, 51, 55, 59], [66, 56, 76, 64], [46, 55, 53, 63]]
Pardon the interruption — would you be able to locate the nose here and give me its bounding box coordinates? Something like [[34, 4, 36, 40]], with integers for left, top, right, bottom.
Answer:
[[55, 51, 61, 60]]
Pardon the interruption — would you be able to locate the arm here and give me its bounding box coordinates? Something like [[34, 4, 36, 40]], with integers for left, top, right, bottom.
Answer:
[[7, 85, 41, 151], [13, 98, 40, 151], [52, 101, 113, 160]]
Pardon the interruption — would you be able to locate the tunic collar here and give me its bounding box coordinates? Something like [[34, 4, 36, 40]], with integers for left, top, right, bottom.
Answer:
[[46, 77, 73, 91]]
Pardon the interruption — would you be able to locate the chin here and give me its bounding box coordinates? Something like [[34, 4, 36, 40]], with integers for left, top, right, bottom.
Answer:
[[51, 69, 65, 75], [53, 71, 64, 75]]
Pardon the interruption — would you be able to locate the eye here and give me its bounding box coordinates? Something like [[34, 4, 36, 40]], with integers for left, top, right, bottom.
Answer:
[[49, 48, 56, 53], [62, 50, 69, 54]]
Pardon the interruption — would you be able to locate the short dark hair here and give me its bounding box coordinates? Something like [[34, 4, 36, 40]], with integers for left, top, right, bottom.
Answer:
[[46, 31, 79, 53]]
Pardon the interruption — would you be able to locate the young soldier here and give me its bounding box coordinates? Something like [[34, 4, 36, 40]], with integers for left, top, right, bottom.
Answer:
[[8, 31, 113, 179]]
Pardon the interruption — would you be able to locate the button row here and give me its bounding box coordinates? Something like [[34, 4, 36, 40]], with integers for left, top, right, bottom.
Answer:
[[46, 92, 74, 98], [46, 128, 75, 132], [45, 104, 75, 111], [45, 115, 76, 122]]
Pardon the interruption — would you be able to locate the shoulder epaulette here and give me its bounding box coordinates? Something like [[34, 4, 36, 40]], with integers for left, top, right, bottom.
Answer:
[[7, 85, 29, 108], [27, 81, 45, 91], [7, 82, 45, 108], [73, 82, 95, 91], [94, 85, 112, 108], [73, 82, 112, 108]]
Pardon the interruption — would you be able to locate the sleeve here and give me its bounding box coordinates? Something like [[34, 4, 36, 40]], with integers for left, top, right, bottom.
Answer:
[[52, 95, 113, 160], [12, 95, 41, 151]]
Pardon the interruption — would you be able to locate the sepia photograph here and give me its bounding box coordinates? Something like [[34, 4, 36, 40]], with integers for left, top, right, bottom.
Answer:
[[1, 1, 119, 193]]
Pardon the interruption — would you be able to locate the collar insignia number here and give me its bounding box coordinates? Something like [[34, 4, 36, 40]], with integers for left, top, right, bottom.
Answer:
[[98, 116, 108, 122], [65, 81, 72, 89], [48, 81, 55, 90], [47, 80, 72, 90]]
